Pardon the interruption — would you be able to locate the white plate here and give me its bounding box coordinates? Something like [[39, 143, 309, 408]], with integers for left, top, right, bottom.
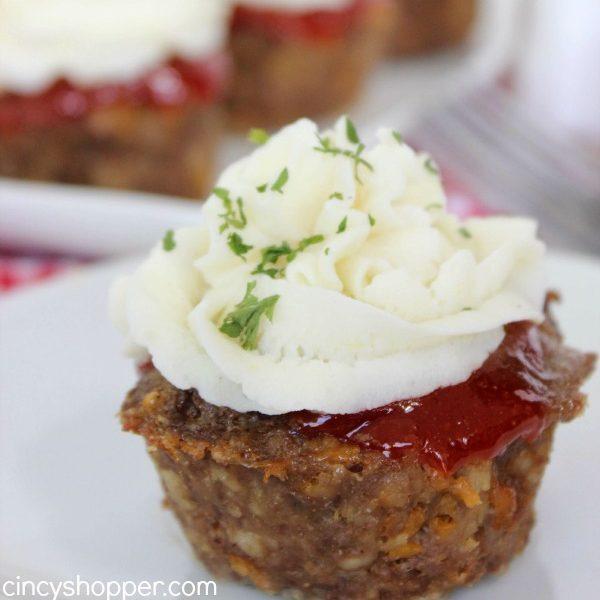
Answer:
[[0, 0, 520, 258], [0, 250, 598, 599]]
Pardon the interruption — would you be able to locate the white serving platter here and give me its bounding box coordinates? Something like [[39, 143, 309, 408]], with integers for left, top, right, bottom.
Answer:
[[0, 249, 598, 599]]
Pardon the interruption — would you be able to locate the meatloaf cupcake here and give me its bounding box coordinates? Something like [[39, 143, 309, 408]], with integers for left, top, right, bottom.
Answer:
[[227, 0, 393, 128], [390, 0, 478, 56], [113, 117, 595, 599], [0, 0, 230, 198]]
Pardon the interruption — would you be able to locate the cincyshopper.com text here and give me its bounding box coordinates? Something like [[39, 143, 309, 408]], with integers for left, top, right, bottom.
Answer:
[[2, 576, 217, 599]]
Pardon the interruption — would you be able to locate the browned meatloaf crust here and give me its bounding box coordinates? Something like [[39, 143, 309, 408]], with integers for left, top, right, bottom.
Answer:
[[227, 2, 393, 129], [120, 314, 594, 599], [390, 0, 477, 56], [0, 103, 221, 199]]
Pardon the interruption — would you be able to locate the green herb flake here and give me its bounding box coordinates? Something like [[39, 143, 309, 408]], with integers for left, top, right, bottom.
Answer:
[[368, 214, 376, 226], [458, 227, 472, 239], [297, 234, 325, 253], [253, 235, 324, 279], [213, 187, 247, 233], [271, 167, 289, 194], [392, 131, 403, 145], [462, 307, 473, 311], [325, 247, 330, 255], [425, 203, 443, 210], [337, 216, 348, 234], [314, 135, 373, 184], [425, 157, 439, 175], [256, 183, 268, 193], [345, 117, 360, 144], [162, 229, 176, 252], [248, 128, 270, 145], [253, 242, 292, 278], [227, 232, 253, 260], [329, 192, 344, 200], [213, 187, 230, 202], [219, 281, 280, 351]]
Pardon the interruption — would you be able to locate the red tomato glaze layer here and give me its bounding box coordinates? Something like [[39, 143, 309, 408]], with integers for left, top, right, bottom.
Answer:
[[0, 52, 230, 134], [231, 0, 384, 41], [293, 321, 553, 474]]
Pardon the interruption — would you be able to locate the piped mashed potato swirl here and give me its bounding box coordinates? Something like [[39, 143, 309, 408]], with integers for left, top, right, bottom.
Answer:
[[0, 0, 229, 93], [111, 117, 545, 415]]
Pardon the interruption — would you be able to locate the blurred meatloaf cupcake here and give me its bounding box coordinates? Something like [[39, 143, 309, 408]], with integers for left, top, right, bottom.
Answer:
[[0, 0, 230, 198], [390, 0, 478, 56], [227, 0, 393, 128], [113, 117, 595, 599]]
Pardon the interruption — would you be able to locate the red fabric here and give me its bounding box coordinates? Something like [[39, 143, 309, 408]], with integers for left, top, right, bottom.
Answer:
[[0, 255, 83, 293], [444, 172, 492, 219]]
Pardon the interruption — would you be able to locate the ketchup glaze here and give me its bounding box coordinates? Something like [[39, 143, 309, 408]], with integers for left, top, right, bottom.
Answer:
[[0, 53, 230, 134], [232, 0, 384, 41], [293, 321, 556, 474]]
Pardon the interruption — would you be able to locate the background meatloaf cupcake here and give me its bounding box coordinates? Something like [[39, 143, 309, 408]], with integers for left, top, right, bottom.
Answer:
[[227, 0, 393, 128], [113, 117, 595, 599], [0, 0, 230, 198], [390, 0, 478, 56]]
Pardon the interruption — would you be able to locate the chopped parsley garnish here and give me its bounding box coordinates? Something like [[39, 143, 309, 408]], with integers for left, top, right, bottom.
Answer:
[[271, 167, 289, 194], [425, 157, 439, 175], [337, 216, 348, 234], [253, 235, 324, 279], [297, 234, 324, 252], [458, 227, 472, 239], [248, 128, 270, 145], [314, 135, 373, 184], [329, 192, 344, 200], [219, 281, 279, 351], [345, 117, 360, 144], [425, 203, 443, 210], [256, 168, 289, 194], [253, 242, 292, 278], [213, 187, 247, 233], [325, 247, 330, 255], [462, 307, 473, 311], [162, 229, 176, 252], [227, 232, 253, 260], [368, 213, 376, 226], [392, 131, 404, 145]]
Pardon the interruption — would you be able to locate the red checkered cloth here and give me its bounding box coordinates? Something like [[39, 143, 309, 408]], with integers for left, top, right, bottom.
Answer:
[[0, 255, 84, 294]]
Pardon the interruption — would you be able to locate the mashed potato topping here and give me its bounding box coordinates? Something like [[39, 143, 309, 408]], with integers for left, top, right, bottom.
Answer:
[[111, 117, 545, 415], [0, 0, 229, 93]]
